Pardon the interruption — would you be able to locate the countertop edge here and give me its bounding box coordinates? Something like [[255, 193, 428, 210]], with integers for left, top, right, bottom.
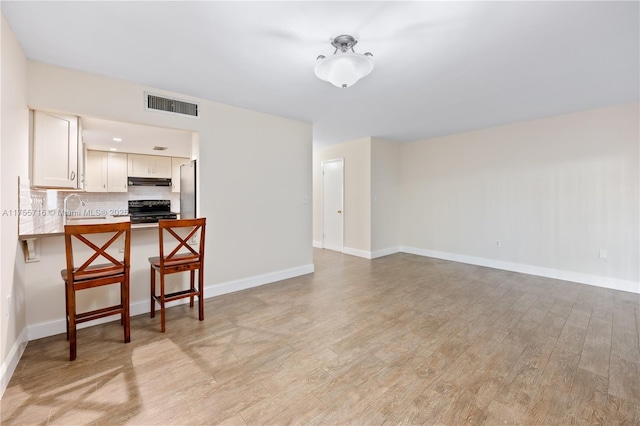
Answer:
[[18, 222, 159, 240]]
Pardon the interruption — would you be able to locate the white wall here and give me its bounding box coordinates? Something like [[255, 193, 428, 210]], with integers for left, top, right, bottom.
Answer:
[[313, 138, 371, 255], [20, 62, 313, 338], [312, 137, 400, 259], [1, 13, 29, 396], [401, 102, 640, 292], [371, 138, 400, 256]]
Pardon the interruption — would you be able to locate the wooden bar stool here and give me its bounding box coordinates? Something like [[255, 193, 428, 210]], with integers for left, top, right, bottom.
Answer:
[[149, 218, 206, 332], [61, 221, 131, 361]]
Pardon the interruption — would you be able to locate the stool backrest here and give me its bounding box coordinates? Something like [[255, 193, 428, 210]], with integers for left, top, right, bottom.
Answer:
[[64, 222, 131, 281], [157, 218, 206, 269]]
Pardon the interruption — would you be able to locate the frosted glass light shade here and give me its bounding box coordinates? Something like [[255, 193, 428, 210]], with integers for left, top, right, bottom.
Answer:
[[315, 52, 374, 88]]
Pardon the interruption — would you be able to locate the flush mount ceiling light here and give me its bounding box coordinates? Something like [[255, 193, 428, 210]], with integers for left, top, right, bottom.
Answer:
[[315, 35, 374, 88]]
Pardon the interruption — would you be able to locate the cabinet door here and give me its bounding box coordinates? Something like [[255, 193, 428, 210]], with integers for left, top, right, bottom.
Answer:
[[84, 150, 108, 192], [77, 119, 86, 190], [107, 152, 128, 192], [171, 157, 190, 193], [153, 156, 172, 178], [127, 154, 152, 177], [32, 111, 79, 188], [127, 153, 171, 177]]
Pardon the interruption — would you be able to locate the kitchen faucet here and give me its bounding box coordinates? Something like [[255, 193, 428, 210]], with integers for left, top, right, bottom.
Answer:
[[63, 193, 85, 223]]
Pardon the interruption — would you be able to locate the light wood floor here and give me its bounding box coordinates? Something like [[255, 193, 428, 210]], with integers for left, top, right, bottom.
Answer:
[[2, 249, 639, 425]]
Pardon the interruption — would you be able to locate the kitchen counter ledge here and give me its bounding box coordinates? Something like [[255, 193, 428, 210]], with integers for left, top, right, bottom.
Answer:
[[19, 217, 159, 240], [19, 216, 159, 262]]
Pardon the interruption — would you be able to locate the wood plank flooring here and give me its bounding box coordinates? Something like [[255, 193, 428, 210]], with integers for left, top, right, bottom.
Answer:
[[2, 249, 639, 425]]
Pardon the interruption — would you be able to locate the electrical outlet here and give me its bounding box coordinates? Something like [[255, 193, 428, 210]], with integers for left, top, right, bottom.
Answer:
[[496, 240, 501, 247], [599, 249, 607, 259], [6, 295, 11, 318]]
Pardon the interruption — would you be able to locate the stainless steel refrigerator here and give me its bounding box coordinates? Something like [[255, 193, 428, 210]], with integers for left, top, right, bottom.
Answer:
[[180, 160, 196, 219]]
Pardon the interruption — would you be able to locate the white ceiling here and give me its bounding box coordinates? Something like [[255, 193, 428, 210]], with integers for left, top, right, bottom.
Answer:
[[3, 1, 638, 147], [81, 116, 192, 158]]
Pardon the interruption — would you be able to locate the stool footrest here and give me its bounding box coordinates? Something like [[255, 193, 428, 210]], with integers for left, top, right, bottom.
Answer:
[[154, 289, 200, 304], [74, 304, 124, 324]]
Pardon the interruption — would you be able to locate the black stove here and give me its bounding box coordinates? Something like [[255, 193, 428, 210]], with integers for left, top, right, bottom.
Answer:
[[128, 200, 177, 224]]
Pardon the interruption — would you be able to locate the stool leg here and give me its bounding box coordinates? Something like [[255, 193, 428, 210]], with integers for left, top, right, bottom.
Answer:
[[198, 267, 204, 321], [120, 279, 125, 326], [160, 272, 166, 333], [150, 266, 156, 318], [65, 281, 70, 341], [67, 283, 77, 361], [123, 275, 130, 344], [189, 269, 195, 308]]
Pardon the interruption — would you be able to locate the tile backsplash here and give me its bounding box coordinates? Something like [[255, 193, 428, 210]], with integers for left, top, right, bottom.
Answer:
[[58, 186, 180, 215], [19, 177, 53, 236], [19, 176, 180, 236]]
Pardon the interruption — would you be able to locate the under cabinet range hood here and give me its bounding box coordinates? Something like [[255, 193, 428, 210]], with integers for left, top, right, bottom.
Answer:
[[127, 177, 172, 186]]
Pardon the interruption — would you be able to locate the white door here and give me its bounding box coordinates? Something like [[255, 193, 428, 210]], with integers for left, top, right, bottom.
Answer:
[[322, 158, 344, 252]]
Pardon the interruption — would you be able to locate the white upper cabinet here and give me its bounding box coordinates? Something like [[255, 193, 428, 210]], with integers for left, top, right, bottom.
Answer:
[[127, 154, 171, 178], [107, 152, 128, 192], [85, 150, 129, 192], [77, 119, 85, 191], [127, 153, 148, 177], [84, 150, 108, 192], [171, 157, 190, 193], [153, 156, 172, 178], [31, 111, 80, 188]]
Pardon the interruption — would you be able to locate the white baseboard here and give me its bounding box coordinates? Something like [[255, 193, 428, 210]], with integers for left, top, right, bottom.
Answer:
[[1, 327, 28, 399], [27, 263, 315, 341], [342, 246, 372, 259], [400, 246, 640, 294], [204, 263, 314, 298], [343, 246, 401, 260], [312, 240, 323, 248], [371, 246, 401, 259]]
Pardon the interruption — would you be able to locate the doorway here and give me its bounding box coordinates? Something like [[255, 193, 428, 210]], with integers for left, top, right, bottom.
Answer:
[[322, 158, 344, 252]]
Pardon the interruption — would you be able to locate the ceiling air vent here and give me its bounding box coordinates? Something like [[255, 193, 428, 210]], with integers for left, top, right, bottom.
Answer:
[[145, 92, 200, 118]]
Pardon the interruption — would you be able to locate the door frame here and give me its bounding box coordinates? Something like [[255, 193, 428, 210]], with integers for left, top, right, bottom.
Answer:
[[321, 158, 344, 252]]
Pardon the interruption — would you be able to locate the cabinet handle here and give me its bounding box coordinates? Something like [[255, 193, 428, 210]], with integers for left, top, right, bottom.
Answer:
[[70, 171, 76, 180]]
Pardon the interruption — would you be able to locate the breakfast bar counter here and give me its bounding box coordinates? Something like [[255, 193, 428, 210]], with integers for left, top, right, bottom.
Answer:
[[18, 215, 164, 263], [18, 215, 158, 240]]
